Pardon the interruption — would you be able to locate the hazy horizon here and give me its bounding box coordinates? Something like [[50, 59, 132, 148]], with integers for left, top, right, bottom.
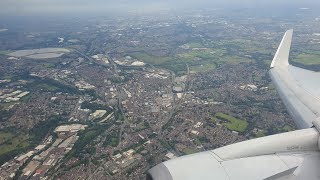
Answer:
[[1, 0, 320, 16]]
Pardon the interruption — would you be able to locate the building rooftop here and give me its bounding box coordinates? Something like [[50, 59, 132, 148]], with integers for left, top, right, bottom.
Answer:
[[54, 124, 87, 133]]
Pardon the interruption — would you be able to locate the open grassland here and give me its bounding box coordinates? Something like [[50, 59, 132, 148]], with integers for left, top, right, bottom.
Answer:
[[254, 130, 266, 138], [129, 50, 251, 74], [215, 112, 248, 133], [189, 38, 272, 54], [129, 52, 172, 65], [220, 55, 252, 64], [292, 52, 320, 65], [0, 134, 30, 155], [190, 63, 216, 73], [0, 50, 11, 55], [187, 42, 203, 48], [177, 48, 226, 61], [127, 39, 258, 74], [40, 62, 56, 68], [36, 83, 60, 91], [0, 131, 30, 164], [182, 148, 197, 155], [281, 125, 295, 132], [0, 132, 14, 144], [208, 116, 219, 124]]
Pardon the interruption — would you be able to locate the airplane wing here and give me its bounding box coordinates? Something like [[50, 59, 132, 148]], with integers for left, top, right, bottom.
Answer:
[[269, 29, 320, 129], [147, 30, 320, 180]]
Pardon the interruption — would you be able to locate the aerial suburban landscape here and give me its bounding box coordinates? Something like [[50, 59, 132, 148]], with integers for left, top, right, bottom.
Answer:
[[0, 4, 320, 180]]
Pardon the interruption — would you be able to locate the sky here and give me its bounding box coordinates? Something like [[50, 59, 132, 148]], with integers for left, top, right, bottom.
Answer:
[[1, 0, 320, 15]]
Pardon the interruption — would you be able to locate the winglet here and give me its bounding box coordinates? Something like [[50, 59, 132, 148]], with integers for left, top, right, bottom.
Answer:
[[270, 29, 293, 68]]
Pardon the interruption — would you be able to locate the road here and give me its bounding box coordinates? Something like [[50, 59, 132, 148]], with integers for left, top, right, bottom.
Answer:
[[156, 63, 191, 156]]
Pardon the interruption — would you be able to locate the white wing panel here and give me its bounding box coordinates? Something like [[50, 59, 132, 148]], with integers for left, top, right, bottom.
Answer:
[[162, 152, 228, 180], [222, 155, 288, 180], [289, 66, 320, 98]]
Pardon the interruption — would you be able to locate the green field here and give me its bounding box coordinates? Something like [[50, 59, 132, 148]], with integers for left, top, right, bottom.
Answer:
[[215, 112, 248, 133], [254, 130, 266, 138], [0, 134, 29, 154], [182, 148, 197, 155], [185, 50, 251, 67], [177, 48, 226, 60], [129, 52, 172, 65], [107, 137, 119, 147], [293, 53, 320, 65], [208, 116, 219, 124], [2, 74, 13, 80], [20, 94, 31, 103], [68, 126, 105, 158], [41, 62, 55, 68], [126, 39, 257, 74], [36, 83, 60, 91], [0, 95, 30, 109], [128, 51, 251, 74], [187, 42, 203, 48], [102, 131, 119, 147], [0, 50, 11, 55], [190, 63, 216, 73], [0, 132, 14, 144], [217, 39, 271, 54], [128, 52, 189, 75], [0, 132, 31, 164], [282, 125, 295, 132], [220, 55, 252, 64]]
